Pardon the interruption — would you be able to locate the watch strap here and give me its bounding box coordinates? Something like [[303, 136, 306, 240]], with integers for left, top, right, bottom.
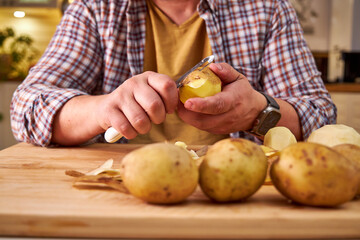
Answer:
[[249, 92, 281, 136], [259, 92, 280, 109]]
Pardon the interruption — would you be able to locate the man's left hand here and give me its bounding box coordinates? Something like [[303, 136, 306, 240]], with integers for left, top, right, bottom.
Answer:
[[177, 63, 267, 135]]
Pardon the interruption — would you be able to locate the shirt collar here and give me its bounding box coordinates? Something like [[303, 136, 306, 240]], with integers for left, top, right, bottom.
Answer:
[[203, 0, 217, 12], [127, 0, 218, 14], [198, 0, 217, 15]]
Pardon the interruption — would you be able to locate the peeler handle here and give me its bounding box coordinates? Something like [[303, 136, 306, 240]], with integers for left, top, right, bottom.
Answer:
[[104, 127, 123, 143]]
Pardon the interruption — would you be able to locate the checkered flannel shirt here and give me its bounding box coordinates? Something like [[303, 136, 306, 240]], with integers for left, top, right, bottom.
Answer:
[[10, 0, 337, 146]]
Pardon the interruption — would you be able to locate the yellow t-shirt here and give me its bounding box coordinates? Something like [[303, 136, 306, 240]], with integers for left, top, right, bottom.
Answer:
[[129, 0, 228, 145]]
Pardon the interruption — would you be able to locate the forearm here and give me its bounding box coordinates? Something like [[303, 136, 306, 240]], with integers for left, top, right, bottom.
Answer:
[[276, 98, 302, 140], [51, 95, 105, 146]]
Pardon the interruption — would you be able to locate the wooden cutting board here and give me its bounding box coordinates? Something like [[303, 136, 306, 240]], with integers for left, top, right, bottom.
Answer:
[[0, 143, 359, 239]]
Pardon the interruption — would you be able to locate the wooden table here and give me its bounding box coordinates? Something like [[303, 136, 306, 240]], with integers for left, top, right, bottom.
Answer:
[[0, 143, 359, 239]]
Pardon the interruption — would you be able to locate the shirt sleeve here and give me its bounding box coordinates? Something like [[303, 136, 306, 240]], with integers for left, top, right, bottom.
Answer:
[[261, 0, 337, 139], [10, 1, 103, 147]]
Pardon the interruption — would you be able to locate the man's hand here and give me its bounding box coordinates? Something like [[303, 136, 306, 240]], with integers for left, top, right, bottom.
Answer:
[[52, 71, 178, 145], [177, 63, 267, 135], [96, 71, 178, 139]]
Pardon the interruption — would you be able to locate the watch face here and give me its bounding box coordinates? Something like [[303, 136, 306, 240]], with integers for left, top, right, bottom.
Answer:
[[257, 110, 282, 135]]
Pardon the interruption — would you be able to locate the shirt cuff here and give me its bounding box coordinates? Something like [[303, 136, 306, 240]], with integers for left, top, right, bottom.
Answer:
[[11, 86, 87, 147]]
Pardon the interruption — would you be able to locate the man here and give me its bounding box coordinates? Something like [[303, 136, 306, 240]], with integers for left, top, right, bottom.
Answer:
[[10, 0, 336, 147]]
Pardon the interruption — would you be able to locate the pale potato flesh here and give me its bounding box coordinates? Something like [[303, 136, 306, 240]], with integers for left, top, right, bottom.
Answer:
[[307, 124, 360, 147], [264, 126, 297, 151], [179, 66, 221, 103]]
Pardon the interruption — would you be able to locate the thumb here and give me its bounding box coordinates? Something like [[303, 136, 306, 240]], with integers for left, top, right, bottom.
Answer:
[[208, 63, 244, 84]]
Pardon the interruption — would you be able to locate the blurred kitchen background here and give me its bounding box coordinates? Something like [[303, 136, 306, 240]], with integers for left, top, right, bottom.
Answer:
[[0, 0, 359, 149]]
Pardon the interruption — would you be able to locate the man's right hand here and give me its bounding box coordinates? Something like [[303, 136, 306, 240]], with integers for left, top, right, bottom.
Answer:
[[52, 71, 178, 145]]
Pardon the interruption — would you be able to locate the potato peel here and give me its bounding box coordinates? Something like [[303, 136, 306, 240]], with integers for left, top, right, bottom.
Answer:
[[65, 159, 128, 194], [86, 159, 114, 175], [260, 145, 280, 185]]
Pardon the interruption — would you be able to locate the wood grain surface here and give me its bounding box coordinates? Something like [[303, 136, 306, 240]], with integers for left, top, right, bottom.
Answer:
[[0, 143, 359, 239]]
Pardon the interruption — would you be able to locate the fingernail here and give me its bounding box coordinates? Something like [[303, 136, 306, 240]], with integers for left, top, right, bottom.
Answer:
[[214, 63, 223, 71], [185, 101, 193, 110]]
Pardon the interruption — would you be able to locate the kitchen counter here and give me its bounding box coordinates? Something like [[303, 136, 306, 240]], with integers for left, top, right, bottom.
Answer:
[[325, 83, 360, 92], [0, 143, 359, 239]]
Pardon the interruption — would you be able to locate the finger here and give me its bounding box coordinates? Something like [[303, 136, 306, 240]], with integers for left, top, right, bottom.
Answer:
[[109, 108, 138, 139], [133, 81, 166, 125], [208, 63, 245, 84], [120, 98, 152, 135], [183, 92, 232, 114], [177, 103, 231, 134], [183, 77, 246, 114], [147, 73, 178, 114]]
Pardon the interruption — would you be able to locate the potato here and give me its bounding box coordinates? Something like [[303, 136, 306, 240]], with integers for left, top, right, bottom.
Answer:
[[120, 143, 198, 204], [270, 142, 359, 207], [264, 126, 297, 151], [179, 66, 221, 104], [332, 144, 360, 196], [307, 124, 360, 147], [199, 138, 268, 202]]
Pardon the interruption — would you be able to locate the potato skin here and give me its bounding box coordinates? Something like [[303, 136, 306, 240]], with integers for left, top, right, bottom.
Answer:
[[332, 144, 360, 196], [121, 143, 199, 204], [270, 142, 359, 207], [199, 138, 268, 202]]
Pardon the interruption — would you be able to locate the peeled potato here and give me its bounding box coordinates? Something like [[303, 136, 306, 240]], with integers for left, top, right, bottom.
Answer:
[[307, 124, 360, 147], [179, 66, 221, 103], [264, 126, 297, 151]]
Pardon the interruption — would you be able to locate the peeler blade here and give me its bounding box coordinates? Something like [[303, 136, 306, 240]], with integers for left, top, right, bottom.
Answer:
[[175, 55, 215, 88]]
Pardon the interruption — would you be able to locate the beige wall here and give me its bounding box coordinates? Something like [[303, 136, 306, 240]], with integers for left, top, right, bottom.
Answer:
[[0, 7, 62, 60], [0, 82, 19, 150], [330, 92, 360, 134], [0, 7, 62, 149], [290, 0, 331, 52]]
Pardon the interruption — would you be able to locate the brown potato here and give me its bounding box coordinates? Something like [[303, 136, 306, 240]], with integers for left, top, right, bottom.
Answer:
[[270, 142, 359, 207], [120, 143, 198, 204], [332, 144, 360, 196], [199, 138, 268, 202]]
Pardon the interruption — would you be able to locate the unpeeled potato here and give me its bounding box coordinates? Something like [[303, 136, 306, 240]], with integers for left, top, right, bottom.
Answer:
[[120, 143, 198, 204], [179, 66, 221, 103], [199, 138, 268, 202], [332, 144, 360, 196], [270, 142, 359, 207]]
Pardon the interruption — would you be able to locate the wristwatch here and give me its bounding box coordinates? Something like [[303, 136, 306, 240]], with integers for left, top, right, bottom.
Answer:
[[250, 92, 281, 136]]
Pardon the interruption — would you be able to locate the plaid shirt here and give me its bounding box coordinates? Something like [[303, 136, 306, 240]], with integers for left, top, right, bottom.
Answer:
[[10, 0, 336, 146]]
